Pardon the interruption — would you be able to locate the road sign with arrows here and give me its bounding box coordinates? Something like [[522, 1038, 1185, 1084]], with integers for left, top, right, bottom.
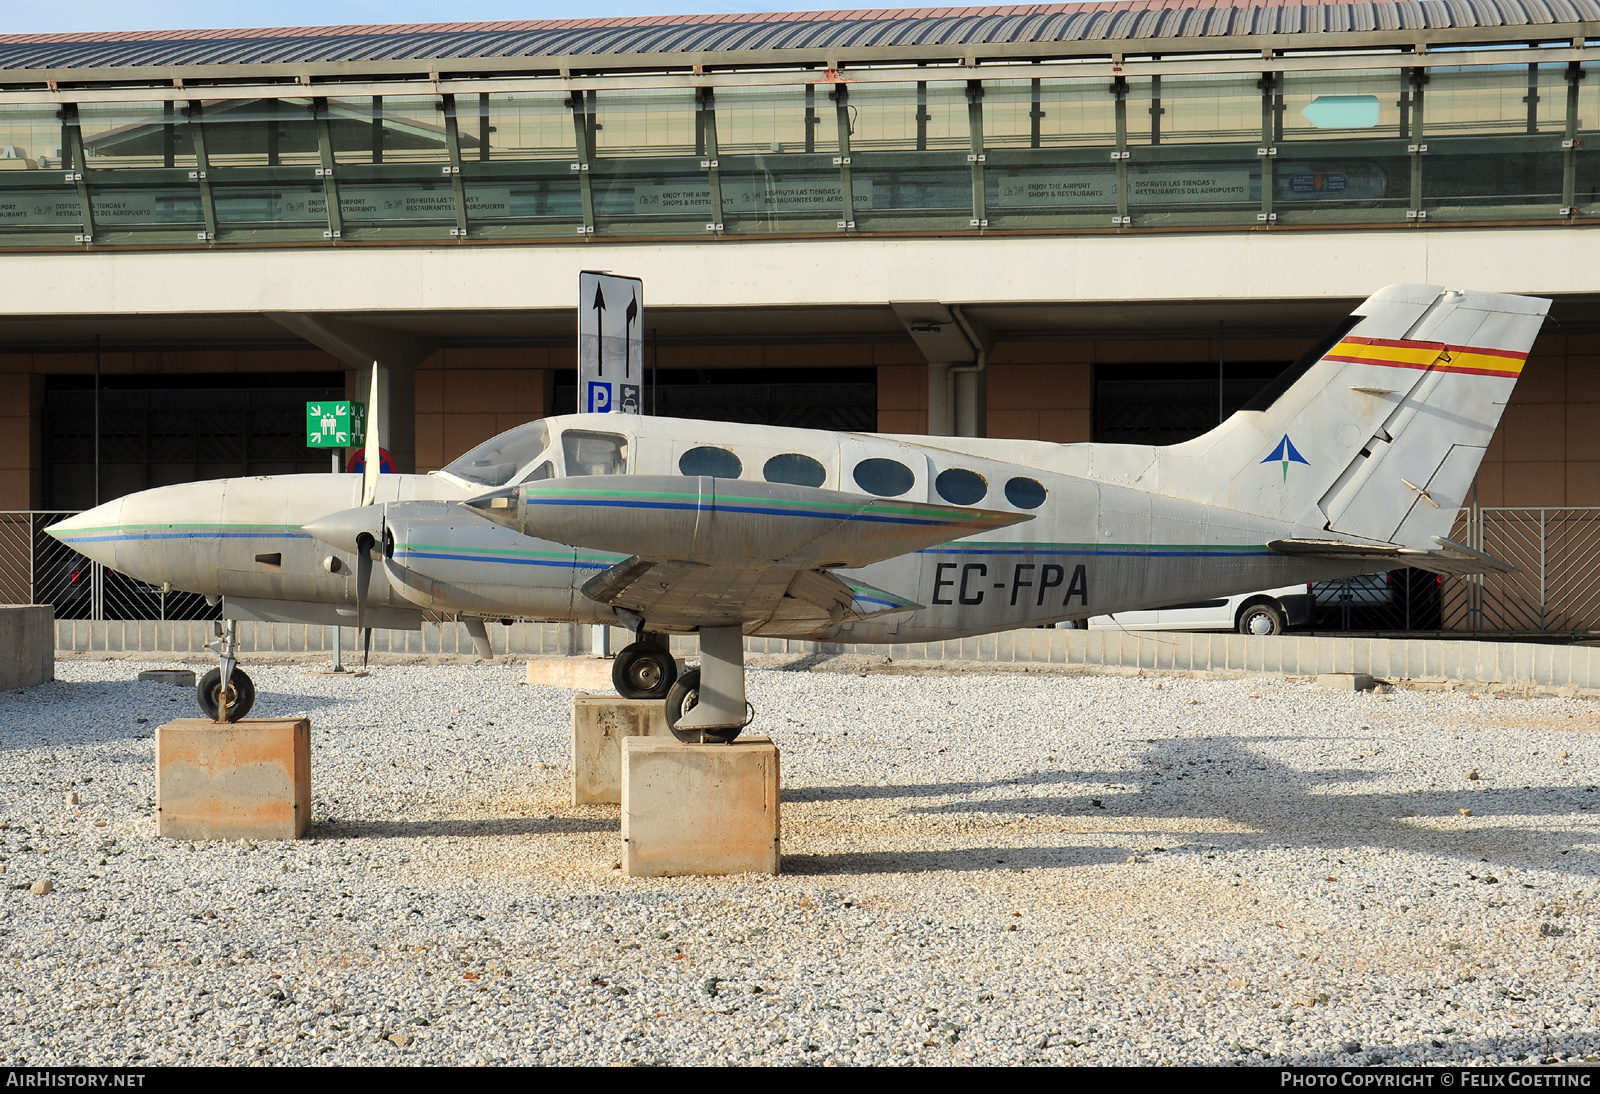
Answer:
[[577, 271, 644, 415]]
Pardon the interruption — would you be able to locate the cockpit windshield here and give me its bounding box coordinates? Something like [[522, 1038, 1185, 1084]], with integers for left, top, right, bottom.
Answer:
[[442, 420, 550, 487]]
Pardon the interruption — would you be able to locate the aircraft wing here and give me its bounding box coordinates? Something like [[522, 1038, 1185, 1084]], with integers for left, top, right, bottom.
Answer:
[[581, 556, 919, 632], [468, 475, 1029, 633], [1267, 535, 1516, 576]]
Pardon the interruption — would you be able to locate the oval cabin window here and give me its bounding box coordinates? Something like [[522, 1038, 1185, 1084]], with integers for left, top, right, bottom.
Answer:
[[678, 446, 743, 479], [853, 458, 915, 497], [935, 468, 988, 505], [1005, 476, 1047, 510], [763, 453, 827, 488]]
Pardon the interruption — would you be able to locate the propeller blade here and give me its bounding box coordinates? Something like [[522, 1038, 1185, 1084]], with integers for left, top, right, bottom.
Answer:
[[354, 530, 374, 632], [361, 361, 382, 507], [362, 627, 372, 668]]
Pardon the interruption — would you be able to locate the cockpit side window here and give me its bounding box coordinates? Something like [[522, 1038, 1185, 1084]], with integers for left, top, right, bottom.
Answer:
[[524, 461, 554, 483], [562, 430, 629, 476], [442, 420, 550, 487]]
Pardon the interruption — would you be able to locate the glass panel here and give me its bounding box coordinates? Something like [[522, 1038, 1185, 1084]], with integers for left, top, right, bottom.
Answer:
[[338, 181, 458, 225], [0, 103, 66, 169], [935, 467, 988, 505], [594, 88, 699, 157], [1148, 73, 1260, 144], [717, 85, 836, 155], [445, 420, 550, 486], [80, 101, 197, 169], [853, 457, 914, 497], [1275, 69, 1408, 223], [87, 185, 203, 227], [193, 98, 320, 167], [332, 95, 453, 165], [1005, 477, 1047, 509], [1282, 70, 1406, 140], [562, 431, 629, 476], [763, 453, 826, 488], [715, 85, 844, 234], [848, 82, 971, 229], [1426, 64, 1567, 137], [213, 183, 327, 228], [849, 81, 967, 152], [1426, 150, 1563, 214], [985, 77, 1118, 148], [480, 93, 575, 160], [591, 159, 711, 233], [678, 446, 743, 478], [1426, 65, 1569, 215], [463, 175, 583, 224], [0, 190, 79, 226]]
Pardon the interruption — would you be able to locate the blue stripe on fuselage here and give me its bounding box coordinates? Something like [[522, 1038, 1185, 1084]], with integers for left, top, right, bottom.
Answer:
[[398, 550, 613, 570], [525, 497, 962, 527]]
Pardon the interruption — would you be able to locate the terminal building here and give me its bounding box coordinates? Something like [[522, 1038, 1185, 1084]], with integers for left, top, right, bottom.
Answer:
[[1, 1, 1599, 631]]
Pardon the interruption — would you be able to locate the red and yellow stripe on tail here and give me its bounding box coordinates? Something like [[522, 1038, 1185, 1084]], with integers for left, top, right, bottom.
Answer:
[[1325, 336, 1526, 379]]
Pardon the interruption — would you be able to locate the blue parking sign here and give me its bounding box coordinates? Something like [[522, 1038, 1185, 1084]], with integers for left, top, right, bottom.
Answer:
[[587, 380, 613, 413]]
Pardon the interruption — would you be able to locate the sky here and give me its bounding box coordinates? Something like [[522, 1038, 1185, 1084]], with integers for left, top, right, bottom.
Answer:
[[2, 0, 899, 35]]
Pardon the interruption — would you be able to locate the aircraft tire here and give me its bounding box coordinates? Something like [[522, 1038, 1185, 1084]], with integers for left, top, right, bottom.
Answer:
[[1237, 602, 1287, 637], [664, 669, 745, 744], [613, 642, 677, 700], [196, 667, 256, 723]]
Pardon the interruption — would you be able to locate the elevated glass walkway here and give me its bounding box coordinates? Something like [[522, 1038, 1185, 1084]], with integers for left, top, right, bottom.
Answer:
[[0, 59, 1593, 248]]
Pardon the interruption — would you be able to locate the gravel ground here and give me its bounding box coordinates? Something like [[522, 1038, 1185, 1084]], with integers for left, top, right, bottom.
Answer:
[[0, 657, 1597, 1066]]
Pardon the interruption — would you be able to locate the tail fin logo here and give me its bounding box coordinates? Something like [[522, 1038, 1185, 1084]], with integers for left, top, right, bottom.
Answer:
[[1262, 434, 1309, 482]]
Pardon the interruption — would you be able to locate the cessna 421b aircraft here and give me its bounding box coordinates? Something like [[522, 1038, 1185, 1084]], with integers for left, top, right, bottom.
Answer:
[[49, 284, 1547, 741]]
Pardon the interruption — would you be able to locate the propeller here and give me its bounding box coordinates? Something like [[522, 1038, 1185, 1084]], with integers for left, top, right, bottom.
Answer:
[[358, 360, 382, 660]]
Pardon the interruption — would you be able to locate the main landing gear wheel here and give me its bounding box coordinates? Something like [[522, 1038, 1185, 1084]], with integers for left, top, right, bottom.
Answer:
[[1237, 602, 1287, 637], [613, 641, 677, 700], [664, 669, 749, 744], [196, 667, 256, 722]]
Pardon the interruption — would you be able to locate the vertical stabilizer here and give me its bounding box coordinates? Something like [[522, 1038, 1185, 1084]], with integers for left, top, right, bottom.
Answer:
[[1161, 284, 1550, 548]]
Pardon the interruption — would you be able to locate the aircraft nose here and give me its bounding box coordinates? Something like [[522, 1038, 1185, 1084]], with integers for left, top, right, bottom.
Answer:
[[43, 500, 126, 569], [463, 486, 521, 530]]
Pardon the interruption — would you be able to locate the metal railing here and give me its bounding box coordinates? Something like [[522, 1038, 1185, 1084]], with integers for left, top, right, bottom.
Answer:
[[1441, 507, 1600, 636], [4, 507, 1599, 636]]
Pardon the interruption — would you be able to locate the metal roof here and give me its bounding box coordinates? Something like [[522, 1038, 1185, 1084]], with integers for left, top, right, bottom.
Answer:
[[2, 1, 1597, 75]]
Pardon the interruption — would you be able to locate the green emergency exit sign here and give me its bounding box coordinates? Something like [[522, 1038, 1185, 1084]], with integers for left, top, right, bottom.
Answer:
[[305, 401, 367, 448]]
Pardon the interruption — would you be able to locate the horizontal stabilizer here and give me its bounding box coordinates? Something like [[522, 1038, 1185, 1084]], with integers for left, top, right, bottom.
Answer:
[[1267, 536, 1516, 576]]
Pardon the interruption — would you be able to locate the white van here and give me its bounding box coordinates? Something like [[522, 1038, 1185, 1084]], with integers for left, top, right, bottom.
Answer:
[[1083, 583, 1313, 635]]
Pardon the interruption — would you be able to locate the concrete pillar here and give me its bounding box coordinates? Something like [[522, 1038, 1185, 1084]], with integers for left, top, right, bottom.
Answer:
[[952, 365, 988, 438], [266, 312, 434, 474], [927, 362, 952, 436]]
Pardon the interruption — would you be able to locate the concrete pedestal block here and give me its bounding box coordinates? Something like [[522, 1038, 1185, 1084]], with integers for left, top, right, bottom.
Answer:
[[0, 606, 53, 690], [526, 656, 616, 691], [572, 696, 671, 805], [1317, 672, 1376, 692], [156, 718, 311, 840], [621, 736, 780, 877], [138, 669, 196, 687]]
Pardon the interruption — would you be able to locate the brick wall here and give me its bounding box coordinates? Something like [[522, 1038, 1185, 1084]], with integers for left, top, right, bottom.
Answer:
[[415, 348, 557, 472], [1474, 332, 1600, 507]]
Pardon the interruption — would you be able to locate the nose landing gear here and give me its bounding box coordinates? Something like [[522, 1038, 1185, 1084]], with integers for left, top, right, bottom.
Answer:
[[198, 618, 256, 722]]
